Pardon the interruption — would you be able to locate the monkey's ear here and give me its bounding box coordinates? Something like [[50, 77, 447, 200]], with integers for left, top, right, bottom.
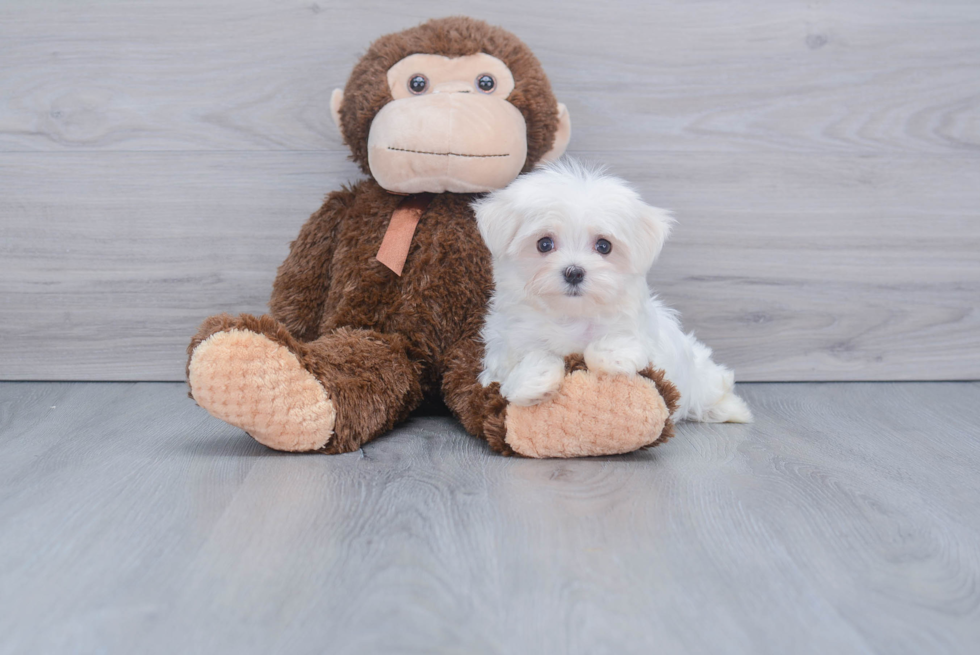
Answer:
[[330, 89, 344, 138], [538, 103, 571, 165]]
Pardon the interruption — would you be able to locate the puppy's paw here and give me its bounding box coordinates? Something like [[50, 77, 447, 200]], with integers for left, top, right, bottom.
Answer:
[[584, 337, 647, 377], [500, 351, 565, 406]]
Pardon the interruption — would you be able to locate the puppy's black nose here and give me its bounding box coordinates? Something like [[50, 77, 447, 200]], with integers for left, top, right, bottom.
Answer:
[[563, 265, 585, 286]]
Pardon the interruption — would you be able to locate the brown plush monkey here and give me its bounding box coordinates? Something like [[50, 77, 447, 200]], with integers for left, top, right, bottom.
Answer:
[[187, 17, 678, 457]]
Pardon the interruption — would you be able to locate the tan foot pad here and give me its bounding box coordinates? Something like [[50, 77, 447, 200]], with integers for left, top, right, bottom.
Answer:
[[188, 330, 336, 452], [505, 370, 668, 458]]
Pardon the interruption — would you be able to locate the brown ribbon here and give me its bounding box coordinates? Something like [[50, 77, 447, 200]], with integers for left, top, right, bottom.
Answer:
[[376, 193, 434, 276]]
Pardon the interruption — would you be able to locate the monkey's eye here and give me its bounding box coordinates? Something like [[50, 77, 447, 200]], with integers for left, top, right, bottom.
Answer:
[[595, 238, 612, 255], [476, 74, 496, 93], [408, 74, 428, 94], [537, 237, 554, 253]]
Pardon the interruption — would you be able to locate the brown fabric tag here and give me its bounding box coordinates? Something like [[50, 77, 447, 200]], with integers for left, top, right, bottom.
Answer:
[[376, 193, 433, 276]]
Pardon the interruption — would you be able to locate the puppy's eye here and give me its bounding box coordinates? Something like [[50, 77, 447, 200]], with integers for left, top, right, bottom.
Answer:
[[537, 237, 554, 253], [476, 74, 496, 93], [408, 74, 428, 94], [595, 238, 612, 255]]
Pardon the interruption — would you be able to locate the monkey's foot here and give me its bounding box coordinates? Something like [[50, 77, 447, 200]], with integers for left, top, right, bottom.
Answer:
[[499, 360, 680, 458], [188, 329, 336, 452]]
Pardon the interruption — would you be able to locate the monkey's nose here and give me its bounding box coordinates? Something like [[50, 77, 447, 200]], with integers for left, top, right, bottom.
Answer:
[[563, 266, 586, 286]]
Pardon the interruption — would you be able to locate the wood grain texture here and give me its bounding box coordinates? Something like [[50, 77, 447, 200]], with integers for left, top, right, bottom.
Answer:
[[0, 0, 978, 380], [1, 0, 977, 155], [1, 381, 979, 654]]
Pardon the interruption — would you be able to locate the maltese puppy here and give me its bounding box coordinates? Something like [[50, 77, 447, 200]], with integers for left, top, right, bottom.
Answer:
[[473, 159, 752, 423]]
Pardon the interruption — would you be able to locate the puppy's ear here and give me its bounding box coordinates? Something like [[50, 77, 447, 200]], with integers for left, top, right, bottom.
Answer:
[[473, 191, 522, 257], [631, 201, 675, 271]]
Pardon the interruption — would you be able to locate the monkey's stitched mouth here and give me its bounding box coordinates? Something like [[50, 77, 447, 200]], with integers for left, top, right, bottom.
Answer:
[[387, 147, 510, 158]]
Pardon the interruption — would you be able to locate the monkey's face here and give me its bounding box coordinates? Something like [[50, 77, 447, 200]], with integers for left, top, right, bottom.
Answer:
[[366, 54, 526, 194], [332, 52, 569, 194]]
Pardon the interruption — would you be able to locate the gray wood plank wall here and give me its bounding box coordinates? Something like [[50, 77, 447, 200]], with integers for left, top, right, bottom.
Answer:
[[1, 0, 978, 381]]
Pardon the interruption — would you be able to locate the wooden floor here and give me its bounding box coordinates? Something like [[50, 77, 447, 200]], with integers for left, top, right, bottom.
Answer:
[[1, 382, 978, 654]]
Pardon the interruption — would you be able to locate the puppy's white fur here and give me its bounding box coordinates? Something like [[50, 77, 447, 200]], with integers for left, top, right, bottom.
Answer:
[[473, 159, 751, 423]]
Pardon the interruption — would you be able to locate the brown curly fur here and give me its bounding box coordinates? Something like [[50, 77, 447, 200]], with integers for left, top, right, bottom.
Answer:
[[639, 367, 681, 447], [338, 16, 560, 175], [189, 180, 504, 453]]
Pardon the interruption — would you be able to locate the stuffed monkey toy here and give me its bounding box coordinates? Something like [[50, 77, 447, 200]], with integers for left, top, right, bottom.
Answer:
[[187, 17, 678, 458]]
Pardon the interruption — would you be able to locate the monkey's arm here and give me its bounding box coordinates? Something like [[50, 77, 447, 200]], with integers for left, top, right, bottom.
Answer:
[[441, 330, 516, 455], [269, 188, 354, 342]]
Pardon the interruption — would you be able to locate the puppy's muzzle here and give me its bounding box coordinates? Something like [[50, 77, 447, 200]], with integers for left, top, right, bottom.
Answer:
[[563, 265, 585, 286]]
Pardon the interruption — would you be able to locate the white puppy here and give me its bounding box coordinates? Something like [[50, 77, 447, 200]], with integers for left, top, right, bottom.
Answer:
[[473, 159, 752, 423]]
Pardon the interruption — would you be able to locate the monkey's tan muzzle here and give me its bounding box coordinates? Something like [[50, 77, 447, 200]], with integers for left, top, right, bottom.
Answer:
[[367, 93, 528, 194]]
